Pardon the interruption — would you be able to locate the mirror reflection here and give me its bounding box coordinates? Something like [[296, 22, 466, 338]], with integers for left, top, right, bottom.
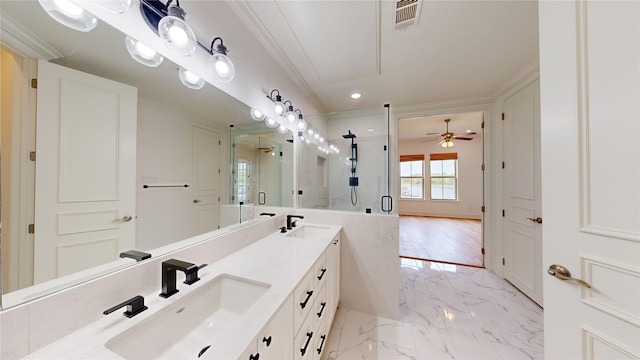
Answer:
[[0, 0, 280, 308]]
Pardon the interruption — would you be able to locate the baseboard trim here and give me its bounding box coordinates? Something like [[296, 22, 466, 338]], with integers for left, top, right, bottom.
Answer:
[[400, 255, 485, 269], [399, 213, 482, 221]]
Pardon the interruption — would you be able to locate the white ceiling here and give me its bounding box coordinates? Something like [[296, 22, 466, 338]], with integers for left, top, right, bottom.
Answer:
[[231, 0, 539, 113]]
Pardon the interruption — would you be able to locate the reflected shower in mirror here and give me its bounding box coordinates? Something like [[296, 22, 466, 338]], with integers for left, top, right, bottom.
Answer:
[[0, 0, 285, 308]]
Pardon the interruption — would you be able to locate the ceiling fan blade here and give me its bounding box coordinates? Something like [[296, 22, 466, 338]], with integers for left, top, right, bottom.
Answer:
[[453, 136, 474, 140], [419, 137, 441, 143]]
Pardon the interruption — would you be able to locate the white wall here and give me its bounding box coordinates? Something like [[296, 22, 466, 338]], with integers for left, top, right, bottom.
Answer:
[[398, 136, 483, 219], [135, 99, 227, 251]]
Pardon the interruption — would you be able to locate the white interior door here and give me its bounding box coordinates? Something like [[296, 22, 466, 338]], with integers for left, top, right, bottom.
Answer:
[[503, 80, 543, 306], [34, 60, 137, 283], [539, 1, 639, 358], [191, 125, 220, 235]]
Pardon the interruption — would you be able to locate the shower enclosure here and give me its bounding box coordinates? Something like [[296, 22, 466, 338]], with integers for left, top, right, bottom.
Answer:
[[297, 106, 396, 214]]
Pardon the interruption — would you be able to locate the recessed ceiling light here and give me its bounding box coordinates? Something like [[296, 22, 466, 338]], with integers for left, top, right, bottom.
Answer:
[[351, 93, 361, 99], [367, 128, 374, 132]]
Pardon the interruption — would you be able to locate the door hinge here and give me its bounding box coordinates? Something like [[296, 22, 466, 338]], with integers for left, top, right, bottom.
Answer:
[[218, 140, 221, 145], [481, 164, 485, 171], [29, 151, 36, 161], [502, 161, 505, 169], [218, 197, 220, 202], [502, 209, 505, 217], [31, 79, 37, 89], [481, 121, 485, 129], [481, 205, 486, 213], [481, 248, 485, 255], [28, 224, 35, 234], [502, 258, 506, 266], [501, 112, 505, 120], [218, 169, 221, 174]]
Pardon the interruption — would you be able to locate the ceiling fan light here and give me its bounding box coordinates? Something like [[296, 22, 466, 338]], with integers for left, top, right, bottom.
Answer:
[[441, 140, 454, 148], [38, 0, 98, 32], [158, 4, 197, 56], [178, 67, 205, 90], [125, 36, 163, 67]]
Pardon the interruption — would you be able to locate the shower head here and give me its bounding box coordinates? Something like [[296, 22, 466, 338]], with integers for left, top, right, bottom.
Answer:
[[342, 130, 357, 139]]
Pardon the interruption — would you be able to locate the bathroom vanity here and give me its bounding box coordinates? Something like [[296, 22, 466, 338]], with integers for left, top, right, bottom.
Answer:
[[23, 224, 341, 360]]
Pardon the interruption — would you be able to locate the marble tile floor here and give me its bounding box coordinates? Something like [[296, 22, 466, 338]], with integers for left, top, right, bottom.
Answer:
[[322, 259, 543, 359]]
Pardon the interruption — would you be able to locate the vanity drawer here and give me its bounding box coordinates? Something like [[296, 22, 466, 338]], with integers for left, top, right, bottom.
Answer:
[[294, 269, 314, 333], [313, 251, 327, 289], [312, 283, 327, 332], [294, 307, 315, 360], [312, 315, 327, 360]]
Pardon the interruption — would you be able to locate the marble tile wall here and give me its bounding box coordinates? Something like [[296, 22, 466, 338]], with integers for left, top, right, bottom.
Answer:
[[322, 259, 544, 359]]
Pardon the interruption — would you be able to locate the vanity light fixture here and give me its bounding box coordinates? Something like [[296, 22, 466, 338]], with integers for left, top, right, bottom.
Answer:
[[207, 37, 235, 82], [96, 0, 132, 14], [125, 36, 164, 67], [283, 101, 296, 122], [250, 108, 266, 121], [268, 89, 286, 116], [277, 124, 289, 134], [178, 67, 205, 90], [319, 136, 325, 143], [265, 117, 278, 128], [307, 129, 314, 136], [157, 0, 197, 56], [296, 112, 307, 132], [38, 0, 98, 32]]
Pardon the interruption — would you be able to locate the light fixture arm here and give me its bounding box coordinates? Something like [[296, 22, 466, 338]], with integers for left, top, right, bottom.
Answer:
[[269, 89, 281, 102], [283, 100, 294, 111]]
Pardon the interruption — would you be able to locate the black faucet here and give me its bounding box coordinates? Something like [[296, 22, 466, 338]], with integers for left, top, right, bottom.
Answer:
[[260, 212, 276, 217], [287, 215, 304, 230], [103, 295, 147, 318], [159, 259, 200, 298]]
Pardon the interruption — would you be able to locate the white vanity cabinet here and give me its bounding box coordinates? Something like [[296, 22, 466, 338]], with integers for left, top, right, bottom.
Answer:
[[239, 296, 294, 360], [326, 236, 340, 327]]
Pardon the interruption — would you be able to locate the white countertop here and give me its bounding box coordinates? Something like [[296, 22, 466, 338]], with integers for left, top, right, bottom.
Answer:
[[24, 224, 341, 360]]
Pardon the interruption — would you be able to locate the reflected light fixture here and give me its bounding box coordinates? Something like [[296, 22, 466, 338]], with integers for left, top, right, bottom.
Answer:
[[265, 117, 278, 128], [158, 0, 197, 56], [277, 124, 289, 134], [351, 92, 361, 99], [96, 0, 132, 14], [125, 36, 163, 67], [268, 89, 285, 116], [307, 129, 314, 136], [178, 67, 205, 90], [250, 108, 266, 121], [38, 0, 98, 32], [207, 37, 235, 82]]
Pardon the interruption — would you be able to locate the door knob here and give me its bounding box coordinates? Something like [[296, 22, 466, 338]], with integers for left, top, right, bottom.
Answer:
[[193, 199, 201, 203], [117, 215, 132, 222], [527, 217, 543, 224], [547, 264, 591, 288]]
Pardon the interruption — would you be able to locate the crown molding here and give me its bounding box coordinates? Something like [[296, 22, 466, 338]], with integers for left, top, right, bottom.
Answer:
[[0, 10, 62, 60]]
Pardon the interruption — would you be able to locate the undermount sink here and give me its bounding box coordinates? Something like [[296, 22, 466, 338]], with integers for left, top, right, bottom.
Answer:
[[286, 224, 332, 239], [105, 274, 270, 359]]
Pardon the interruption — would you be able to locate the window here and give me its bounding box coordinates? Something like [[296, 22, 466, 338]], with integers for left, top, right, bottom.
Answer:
[[236, 160, 250, 202], [430, 153, 458, 200], [400, 154, 424, 199]]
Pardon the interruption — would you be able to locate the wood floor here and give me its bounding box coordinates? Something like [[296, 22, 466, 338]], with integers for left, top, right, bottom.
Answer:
[[399, 215, 483, 267]]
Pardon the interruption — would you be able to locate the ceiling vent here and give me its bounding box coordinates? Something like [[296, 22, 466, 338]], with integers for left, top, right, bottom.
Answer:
[[395, 0, 422, 30]]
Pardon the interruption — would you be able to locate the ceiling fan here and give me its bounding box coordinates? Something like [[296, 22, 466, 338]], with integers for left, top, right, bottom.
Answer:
[[422, 119, 476, 148]]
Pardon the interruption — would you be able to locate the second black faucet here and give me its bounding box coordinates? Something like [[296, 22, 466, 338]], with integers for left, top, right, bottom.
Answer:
[[159, 259, 201, 298], [286, 215, 304, 230]]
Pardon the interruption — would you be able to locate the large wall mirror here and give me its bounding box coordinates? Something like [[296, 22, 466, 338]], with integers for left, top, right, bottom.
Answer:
[[0, 0, 286, 308]]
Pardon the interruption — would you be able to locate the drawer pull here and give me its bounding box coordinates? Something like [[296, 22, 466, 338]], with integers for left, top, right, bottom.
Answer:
[[249, 353, 259, 360], [317, 268, 327, 281], [300, 332, 313, 356], [262, 336, 272, 347], [317, 334, 326, 355], [317, 302, 326, 318], [300, 290, 313, 309]]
